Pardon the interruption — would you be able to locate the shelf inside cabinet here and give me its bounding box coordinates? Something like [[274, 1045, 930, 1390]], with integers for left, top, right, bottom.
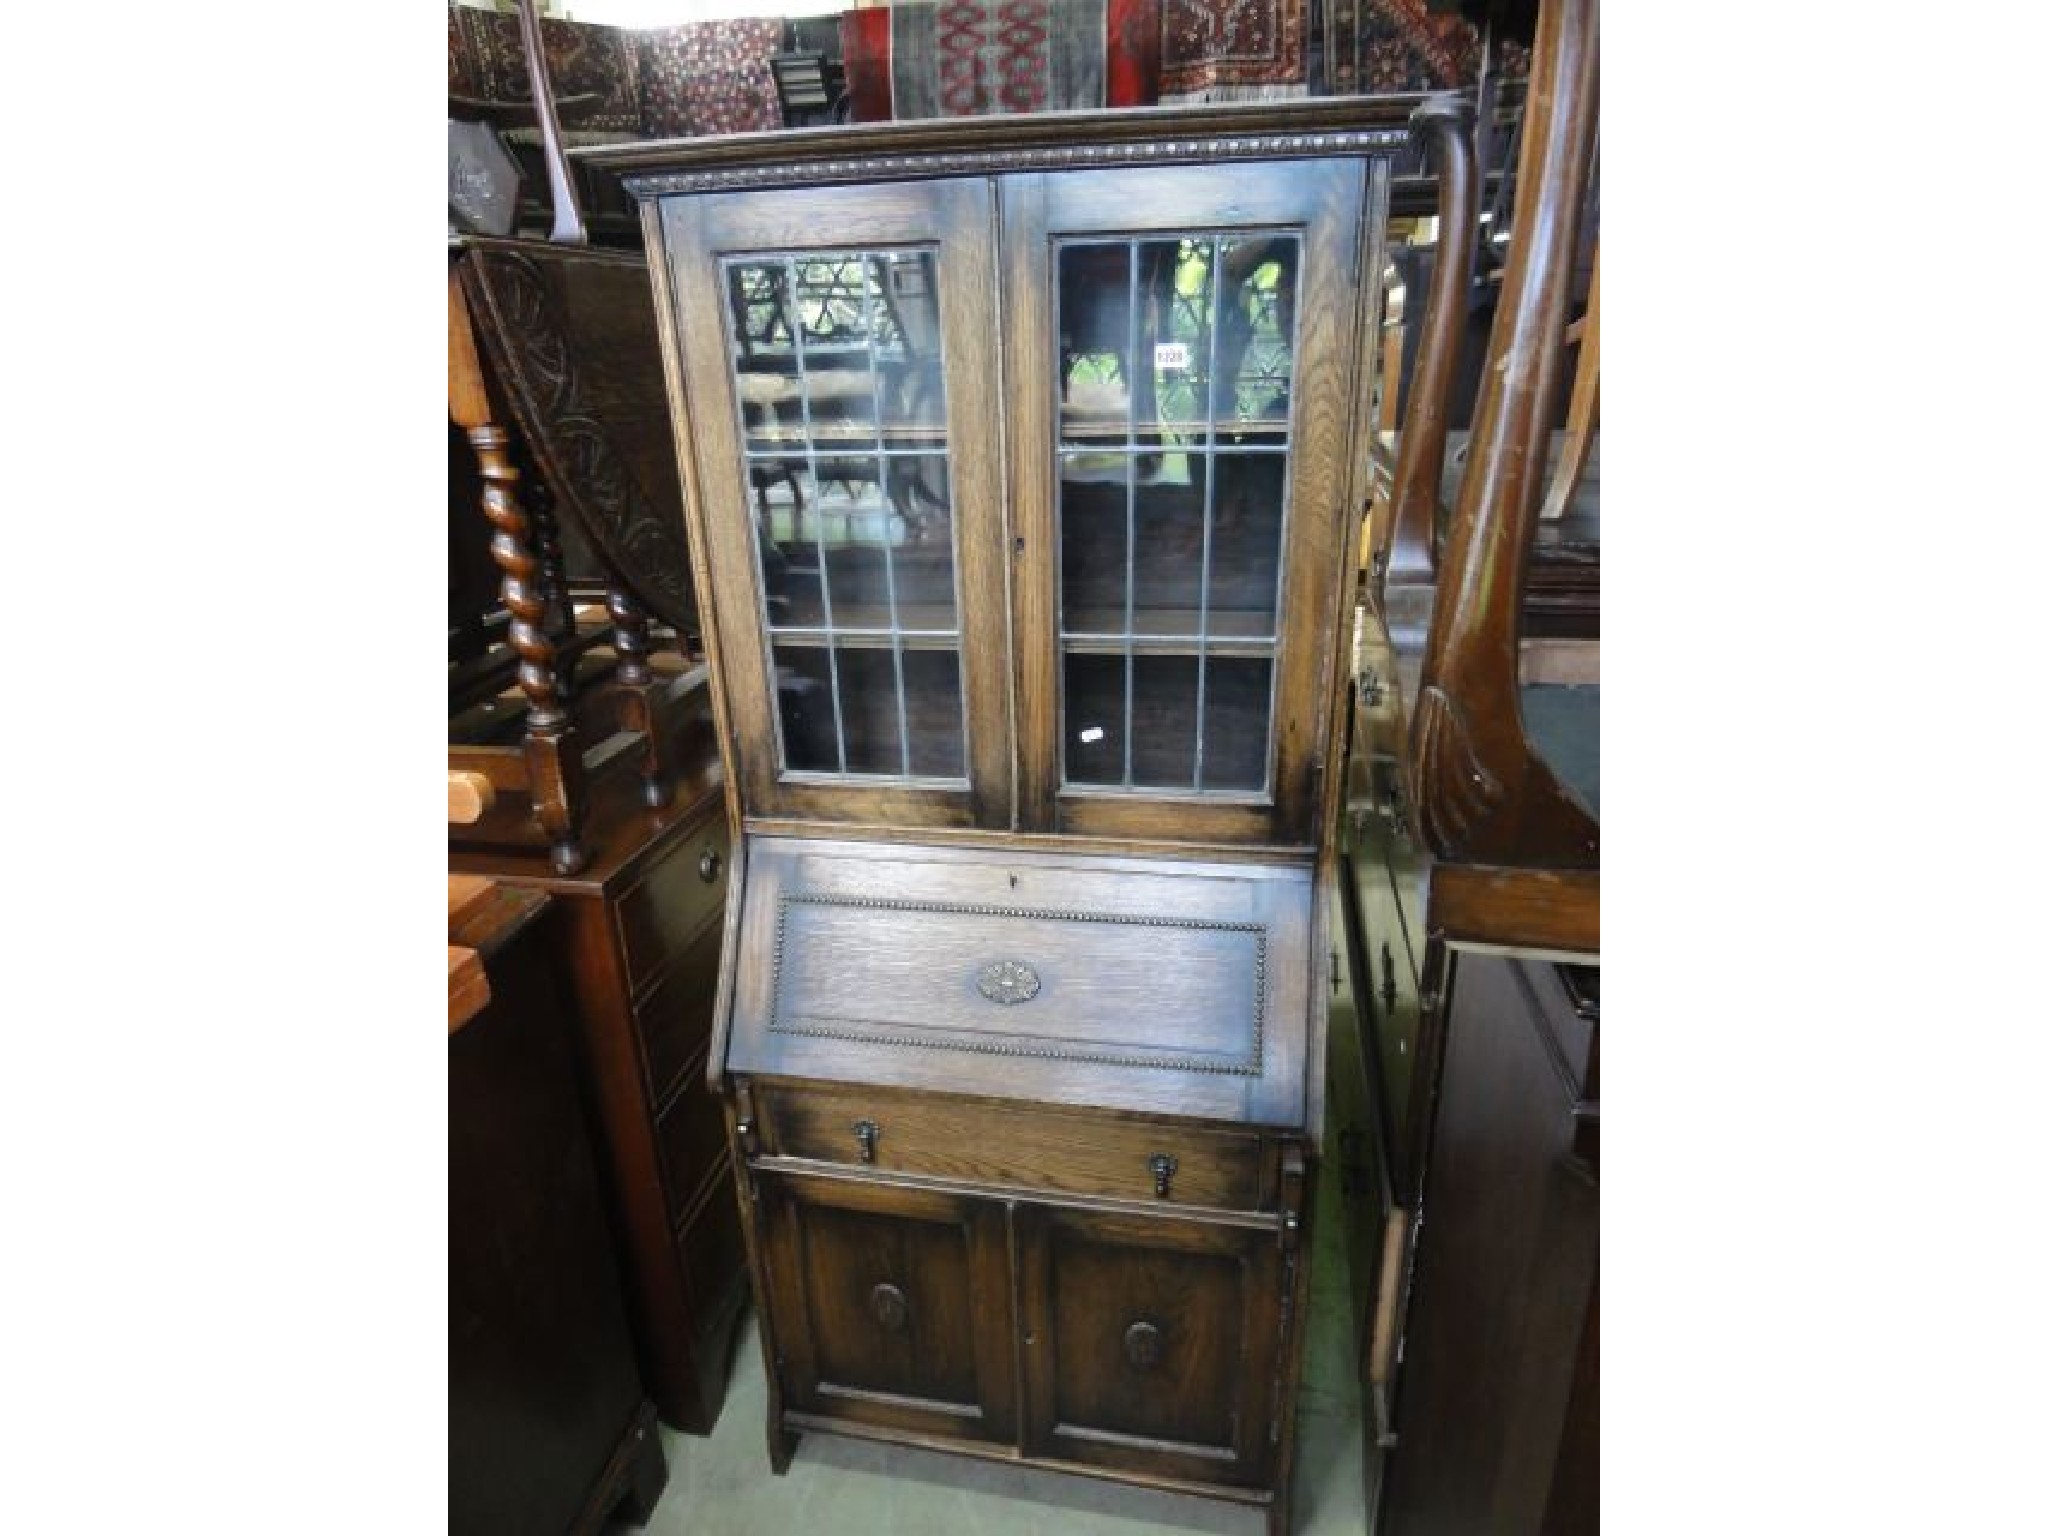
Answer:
[[1060, 607, 1277, 657]]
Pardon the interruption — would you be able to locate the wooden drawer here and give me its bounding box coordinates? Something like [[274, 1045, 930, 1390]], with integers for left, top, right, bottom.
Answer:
[[756, 1083, 1272, 1212], [675, 1163, 746, 1327], [656, 1052, 731, 1223], [616, 815, 730, 994], [636, 919, 723, 1105]]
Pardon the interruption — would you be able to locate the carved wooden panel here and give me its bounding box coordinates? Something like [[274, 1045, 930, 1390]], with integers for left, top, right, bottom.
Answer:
[[759, 1173, 1017, 1445], [725, 836, 1312, 1126], [459, 240, 701, 638], [1018, 1206, 1280, 1488], [767, 893, 1267, 1075]]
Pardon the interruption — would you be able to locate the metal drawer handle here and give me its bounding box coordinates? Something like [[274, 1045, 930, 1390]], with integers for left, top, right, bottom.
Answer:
[[698, 849, 721, 883], [1148, 1152, 1178, 1199], [1124, 1320, 1163, 1370], [853, 1119, 879, 1164]]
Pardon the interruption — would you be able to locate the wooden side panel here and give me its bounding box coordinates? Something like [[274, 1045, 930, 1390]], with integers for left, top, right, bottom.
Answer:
[[450, 901, 652, 1536], [1380, 953, 1599, 1534]]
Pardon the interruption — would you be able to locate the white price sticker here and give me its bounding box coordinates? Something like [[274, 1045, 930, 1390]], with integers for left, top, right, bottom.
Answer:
[[1154, 342, 1191, 371], [1079, 726, 1106, 744]]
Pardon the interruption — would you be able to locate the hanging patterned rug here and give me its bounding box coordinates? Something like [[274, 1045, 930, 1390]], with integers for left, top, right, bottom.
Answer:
[[1315, 0, 1482, 95], [1159, 0, 1308, 103], [842, 0, 1161, 121], [637, 19, 786, 138]]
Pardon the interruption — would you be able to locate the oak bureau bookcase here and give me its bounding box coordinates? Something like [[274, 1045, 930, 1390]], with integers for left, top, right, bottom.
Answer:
[[583, 98, 1407, 1535]]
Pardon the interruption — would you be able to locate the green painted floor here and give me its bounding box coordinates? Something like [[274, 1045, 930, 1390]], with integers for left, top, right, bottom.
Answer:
[[626, 1160, 1367, 1536]]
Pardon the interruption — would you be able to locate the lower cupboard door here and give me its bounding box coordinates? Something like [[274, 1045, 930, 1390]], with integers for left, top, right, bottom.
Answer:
[[1018, 1206, 1282, 1488], [757, 1172, 1017, 1446]]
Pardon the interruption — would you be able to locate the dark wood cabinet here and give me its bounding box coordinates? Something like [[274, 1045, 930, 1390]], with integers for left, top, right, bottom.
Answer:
[[449, 884, 667, 1535], [583, 97, 1412, 1534]]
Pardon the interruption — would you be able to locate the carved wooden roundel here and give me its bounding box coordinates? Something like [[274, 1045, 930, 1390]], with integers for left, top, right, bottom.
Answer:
[[871, 1282, 909, 1333], [976, 959, 1041, 1005]]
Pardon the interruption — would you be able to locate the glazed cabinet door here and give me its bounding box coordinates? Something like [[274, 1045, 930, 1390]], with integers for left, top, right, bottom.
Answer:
[[755, 1172, 1018, 1447], [1017, 1206, 1283, 1488], [655, 180, 1011, 830], [1004, 160, 1373, 846]]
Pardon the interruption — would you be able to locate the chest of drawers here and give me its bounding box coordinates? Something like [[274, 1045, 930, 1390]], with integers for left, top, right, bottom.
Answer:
[[452, 769, 748, 1434]]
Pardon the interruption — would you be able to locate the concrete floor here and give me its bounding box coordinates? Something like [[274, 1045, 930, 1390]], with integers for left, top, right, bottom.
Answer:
[[626, 1159, 1368, 1536]]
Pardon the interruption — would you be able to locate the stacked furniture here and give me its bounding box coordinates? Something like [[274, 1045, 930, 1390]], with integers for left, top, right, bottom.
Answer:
[[583, 95, 1414, 1534], [447, 3, 749, 1437], [448, 1, 714, 878], [1335, 0, 1600, 1529]]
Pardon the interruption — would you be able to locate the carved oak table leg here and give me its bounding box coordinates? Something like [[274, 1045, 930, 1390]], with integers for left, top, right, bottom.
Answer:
[[524, 470, 579, 699], [472, 422, 588, 874], [606, 583, 672, 809]]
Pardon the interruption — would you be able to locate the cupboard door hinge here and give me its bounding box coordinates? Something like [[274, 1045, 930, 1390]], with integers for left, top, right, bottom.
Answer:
[[732, 1079, 761, 1159], [1278, 1145, 1306, 1254]]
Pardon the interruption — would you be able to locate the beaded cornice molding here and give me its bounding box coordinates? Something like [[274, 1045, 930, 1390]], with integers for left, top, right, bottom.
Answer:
[[619, 127, 1407, 197]]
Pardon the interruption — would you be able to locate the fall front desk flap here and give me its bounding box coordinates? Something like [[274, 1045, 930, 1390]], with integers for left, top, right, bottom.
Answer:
[[726, 836, 1313, 1128]]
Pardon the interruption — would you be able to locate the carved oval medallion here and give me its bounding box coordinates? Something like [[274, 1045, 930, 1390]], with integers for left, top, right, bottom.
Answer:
[[1124, 1320, 1163, 1371], [870, 1283, 909, 1333], [976, 959, 1041, 1005]]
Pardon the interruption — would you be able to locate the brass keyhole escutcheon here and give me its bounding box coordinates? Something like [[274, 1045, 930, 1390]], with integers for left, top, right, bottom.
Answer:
[[1124, 1320, 1163, 1370], [1149, 1152, 1178, 1199], [871, 1283, 908, 1333], [853, 1119, 879, 1164]]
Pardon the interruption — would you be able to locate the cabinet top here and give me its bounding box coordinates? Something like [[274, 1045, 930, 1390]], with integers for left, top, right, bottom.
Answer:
[[576, 95, 1416, 197]]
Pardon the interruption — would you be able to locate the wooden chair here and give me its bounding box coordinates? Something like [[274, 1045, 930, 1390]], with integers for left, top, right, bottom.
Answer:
[[1404, 0, 1598, 885], [1336, 2, 1599, 1528], [1375, 92, 1482, 641]]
